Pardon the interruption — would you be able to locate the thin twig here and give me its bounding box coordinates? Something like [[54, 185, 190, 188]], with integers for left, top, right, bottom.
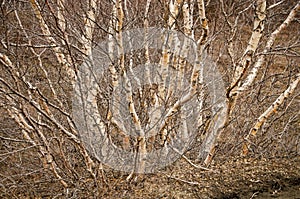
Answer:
[[167, 175, 200, 185], [171, 146, 216, 172]]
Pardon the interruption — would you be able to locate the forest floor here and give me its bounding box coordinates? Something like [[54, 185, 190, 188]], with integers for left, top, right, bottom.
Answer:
[[200, 155, 300, 199], [1, 116, 299, 198], [106, 155, 300, 199]]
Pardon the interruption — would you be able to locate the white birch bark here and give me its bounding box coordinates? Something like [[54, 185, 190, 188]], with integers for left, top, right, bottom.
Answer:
[[238, 2, 299, 155], [104, 0, 130, 152], [81, 0, 96, 56], [200, 0, 266, 164], [144, 0, 152, 85], [112, 0, 146, 173], [57, 0, 66, 31], [239, 2, 300, 93], [196, 0, 209, 46], [146, 0, 182, 147], [232, 0, 266, 86], [159, 0, 182, 97], [194, 0, 207, 129], [158, 0, 208, 137], [243, 72, 300, 155], [29, 0, 75, 80], [29, 0, 100, 175], [14, 10, 58, 103], [179, 0, 194, 142], [0, 54, 68, 187], [228, 0, 266, 104]]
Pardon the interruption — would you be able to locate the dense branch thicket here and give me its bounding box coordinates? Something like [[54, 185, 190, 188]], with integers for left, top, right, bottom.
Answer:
[[0, 0, 299, 198]]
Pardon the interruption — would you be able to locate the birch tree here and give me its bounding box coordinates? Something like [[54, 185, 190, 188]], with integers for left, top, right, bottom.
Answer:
[[0, 0, 299, 197], [198, 0, 300, 164]]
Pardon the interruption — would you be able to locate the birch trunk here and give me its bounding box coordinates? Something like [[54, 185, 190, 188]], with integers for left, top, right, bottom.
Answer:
[[29, 0, 100, 175], [29, 0, 75, 80], [0, 53, 68, 187], [148, 0, 182, 147], [239, 2, 300, 93], [243, 72, 300, 155], [200, 0, 266, 164], [113, 0, 147, 173], [227, 0, 266, 114]]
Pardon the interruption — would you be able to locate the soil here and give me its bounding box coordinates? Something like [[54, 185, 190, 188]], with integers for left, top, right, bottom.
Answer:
[[107, 155, 300, 199], [206, 156, 300, 199], [1, 146, 299, 198]]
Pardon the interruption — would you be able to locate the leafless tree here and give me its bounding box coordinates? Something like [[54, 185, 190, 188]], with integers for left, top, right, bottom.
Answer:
[[0, 0, 299, 197]]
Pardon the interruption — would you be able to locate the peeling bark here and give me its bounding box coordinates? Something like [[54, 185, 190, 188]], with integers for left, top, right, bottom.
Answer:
[[243, 72, 300, 155]]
